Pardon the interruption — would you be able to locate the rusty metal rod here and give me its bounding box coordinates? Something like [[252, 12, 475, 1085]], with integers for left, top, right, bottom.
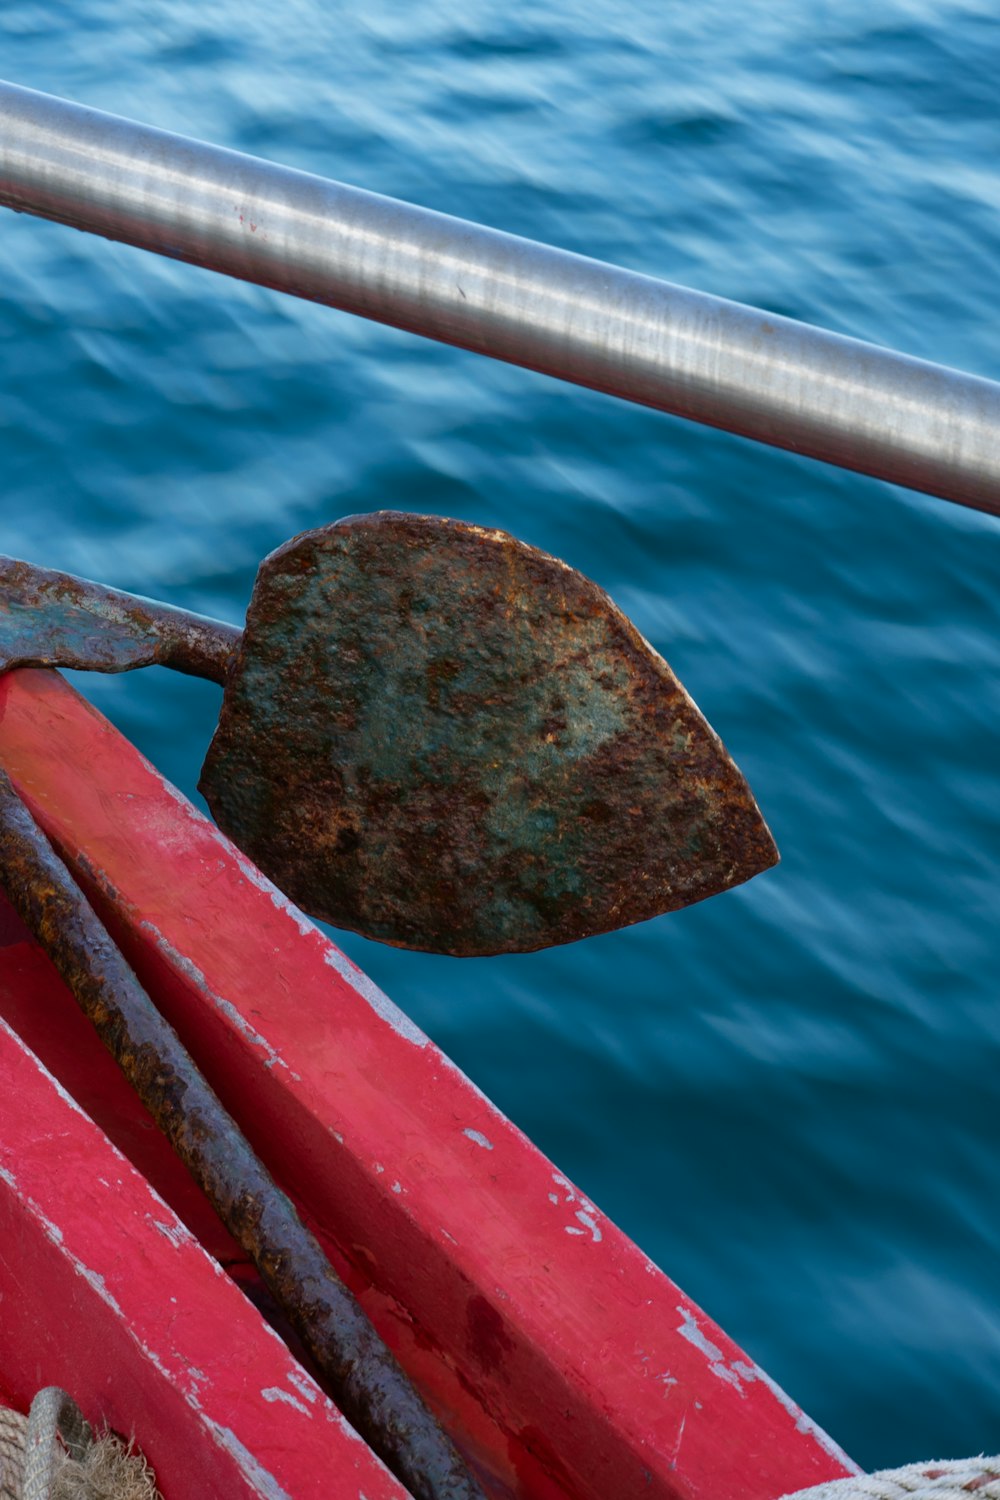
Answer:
[[0, 768, 485, 1500], [0, 79, 998, 516], [0, 556, 239, 684]]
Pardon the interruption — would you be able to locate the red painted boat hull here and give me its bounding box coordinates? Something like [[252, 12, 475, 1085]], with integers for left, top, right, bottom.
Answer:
[[0, 668, 858, 1499]]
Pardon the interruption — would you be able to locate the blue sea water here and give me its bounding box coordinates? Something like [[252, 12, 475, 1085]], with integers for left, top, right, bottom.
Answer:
[[1, 0, 998, 1474]]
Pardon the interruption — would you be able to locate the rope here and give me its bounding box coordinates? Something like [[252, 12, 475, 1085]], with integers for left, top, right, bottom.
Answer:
[[24, 1389, 91, 1500], [0, 1390, 159, 1500], [6, 1390, 998, 1500], [1, 1406, 34, 1500], [781, 1458, 1000, 1500]]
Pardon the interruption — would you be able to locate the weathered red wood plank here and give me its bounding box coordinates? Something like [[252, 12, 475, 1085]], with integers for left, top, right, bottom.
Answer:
[[0, 667, 858, 1500], [0, 1010, 406, 1500], [0, 915, 248, 1273]]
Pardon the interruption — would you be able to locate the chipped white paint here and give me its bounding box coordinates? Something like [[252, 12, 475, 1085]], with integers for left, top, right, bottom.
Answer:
[[549, 1171, 603, 1243], [675, 1306, 746, 1393], [50, 1230, 125, 1317], [574, 1210, 602, 1243], [136, 1338, 189, 1399], [322, 945, 429, 1047], [746, 1360, 862, 1473], [552, 1172, 576, 1200], [229, 848, 319, 941], [391, 1181, 403, 1195], [463, 1128, 493, 1150], [374, 1162, 385, 1175], [201, 1417, 294, 1500], [551, 1172, 598, 1215], [286, 1370, 319, 1406], [261, 1387, 311, 1417], [149, 1216, 194, 1250]]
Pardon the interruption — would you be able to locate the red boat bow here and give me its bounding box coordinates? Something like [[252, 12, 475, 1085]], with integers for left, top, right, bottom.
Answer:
[[0, 667, 857, 1499]]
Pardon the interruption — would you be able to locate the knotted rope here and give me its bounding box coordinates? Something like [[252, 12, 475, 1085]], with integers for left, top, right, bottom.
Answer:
[[781, 1458, 1000, 1500], [0, 1390, 159, 1500]]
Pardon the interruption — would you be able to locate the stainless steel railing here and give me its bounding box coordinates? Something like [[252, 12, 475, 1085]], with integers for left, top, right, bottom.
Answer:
[[1, 79, 997, 516]]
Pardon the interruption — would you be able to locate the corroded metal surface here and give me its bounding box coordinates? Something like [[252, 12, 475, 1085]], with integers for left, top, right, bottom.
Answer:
[[1, 513, 777, 955], [0, 556, 239, 683], [200, 512, 778, 956], [0, 769, 486, 1500]]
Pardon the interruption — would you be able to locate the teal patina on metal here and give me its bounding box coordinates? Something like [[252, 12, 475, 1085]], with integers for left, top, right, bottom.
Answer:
[[0, 556, 240, 683], [0, 516, 777, 956], [198, 512, 777, 955]]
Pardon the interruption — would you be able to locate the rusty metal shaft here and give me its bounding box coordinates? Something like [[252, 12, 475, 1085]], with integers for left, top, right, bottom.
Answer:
[[1, 78, 999, 514], [0, 557, 239, 683], [0, 769, 485, 1500]]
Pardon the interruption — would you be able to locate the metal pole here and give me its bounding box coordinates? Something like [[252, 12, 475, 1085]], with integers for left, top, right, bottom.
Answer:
[[1, 79, 998, 517]]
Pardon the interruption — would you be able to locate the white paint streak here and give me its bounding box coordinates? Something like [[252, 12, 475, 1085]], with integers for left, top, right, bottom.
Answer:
[[675, 1306, 746, 1393], [575, 1210, 602, 1243], [747, 1361, 862, 1472], [261, 1387, 311, 1417], [138, 1340, 185, 1395], [322, 946, 428, 1047], [669, 1412, 687, 1471], [139, 922, 290, 1072], [287, 1370, 319, 1406], [548, 1172, 603, 1242], [202, 1418, 294, 1500], [229, 849, 319, 939], [148, 1216, 194, 1250], [67, 1254, 122, 1315], [463, 1128, 493, 1150]]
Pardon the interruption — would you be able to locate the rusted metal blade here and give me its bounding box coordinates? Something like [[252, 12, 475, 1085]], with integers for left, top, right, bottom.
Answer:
[[0, 555, 239, 683], [199, 512, 778, 957], [0, 768, 486, 1500]]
